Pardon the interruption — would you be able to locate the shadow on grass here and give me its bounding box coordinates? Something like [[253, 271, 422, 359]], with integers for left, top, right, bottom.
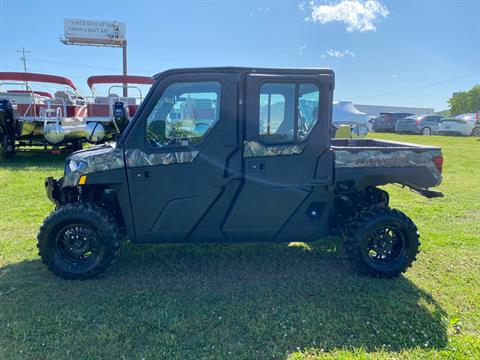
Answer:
[[0, 150, 67, 170], [0, 241, 448, 358]]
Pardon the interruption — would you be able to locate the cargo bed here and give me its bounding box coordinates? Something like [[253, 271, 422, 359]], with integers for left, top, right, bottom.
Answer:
[[331, 138, 443, 190]]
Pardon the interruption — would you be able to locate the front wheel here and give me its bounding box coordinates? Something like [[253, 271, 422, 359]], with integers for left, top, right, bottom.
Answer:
[[37, 203, 122, 280], [343, 208, 419, 277]]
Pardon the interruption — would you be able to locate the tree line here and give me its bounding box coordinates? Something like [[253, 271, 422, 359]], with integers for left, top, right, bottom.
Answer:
[[448, 85, 480, 116]]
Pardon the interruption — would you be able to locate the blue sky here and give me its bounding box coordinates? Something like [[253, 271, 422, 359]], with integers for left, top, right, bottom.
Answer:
[[1, 0, 479, 111]]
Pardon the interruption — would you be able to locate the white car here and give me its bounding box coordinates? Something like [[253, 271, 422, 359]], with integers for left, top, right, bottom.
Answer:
[[438, 113, 480, 136]]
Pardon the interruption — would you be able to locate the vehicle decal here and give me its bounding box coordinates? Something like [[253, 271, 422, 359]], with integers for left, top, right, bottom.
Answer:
[[335, 149, 442, 184], [125, 149, 199, 167], [243, 141, 305, 158], [63, 145, 125, 187]]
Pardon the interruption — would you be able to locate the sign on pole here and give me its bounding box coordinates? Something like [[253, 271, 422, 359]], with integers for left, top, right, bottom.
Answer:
[[62, 19, 126, 47], [61, 19, 129, 96]]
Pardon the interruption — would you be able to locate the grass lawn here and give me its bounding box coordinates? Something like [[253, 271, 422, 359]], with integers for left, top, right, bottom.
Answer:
[[0, 134, 479, 359]]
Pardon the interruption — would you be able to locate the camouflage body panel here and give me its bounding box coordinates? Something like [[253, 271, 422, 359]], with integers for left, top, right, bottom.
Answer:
[[244, 141, 305, 158], [63, 144, 200, 187], [125, 149, 199, 167], [335, 149, 442, 184], [63, 143, 124, 187]]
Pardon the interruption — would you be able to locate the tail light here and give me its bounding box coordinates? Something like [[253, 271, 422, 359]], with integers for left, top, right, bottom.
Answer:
[[433, 155, 443, 174], [415, 119, 421, 125]]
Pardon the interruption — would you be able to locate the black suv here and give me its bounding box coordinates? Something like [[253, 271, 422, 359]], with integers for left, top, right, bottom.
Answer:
[[371, 112, 414, 133]]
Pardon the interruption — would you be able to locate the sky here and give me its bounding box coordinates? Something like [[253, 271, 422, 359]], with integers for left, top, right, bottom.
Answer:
[[0, 0, 479, 111]]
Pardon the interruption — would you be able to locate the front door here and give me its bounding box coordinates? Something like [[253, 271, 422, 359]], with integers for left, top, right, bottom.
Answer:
[[223, 72, 335, 242], [124, 72, 241, 243]]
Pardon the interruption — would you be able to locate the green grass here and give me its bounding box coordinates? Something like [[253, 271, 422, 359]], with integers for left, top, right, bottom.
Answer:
[[0, 134, 479, 359]]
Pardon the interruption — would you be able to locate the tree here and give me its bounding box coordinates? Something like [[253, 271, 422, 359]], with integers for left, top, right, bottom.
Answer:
[[448, 85, 480, 116]]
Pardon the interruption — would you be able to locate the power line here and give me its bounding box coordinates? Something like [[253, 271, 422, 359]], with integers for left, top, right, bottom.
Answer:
[[351, 71, 480, 101]]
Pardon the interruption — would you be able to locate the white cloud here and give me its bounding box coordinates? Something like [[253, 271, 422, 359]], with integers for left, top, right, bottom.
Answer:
[[321, 49, 356, 59], [308, 0, 389, 32], [299, 45, 307, 55], [392, 74, 398, 79]]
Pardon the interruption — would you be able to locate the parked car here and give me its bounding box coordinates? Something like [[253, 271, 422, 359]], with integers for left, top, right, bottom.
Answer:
[[394, 114, 443, 135], [438, 113, 479, 136], [370, 112, 414, 133]]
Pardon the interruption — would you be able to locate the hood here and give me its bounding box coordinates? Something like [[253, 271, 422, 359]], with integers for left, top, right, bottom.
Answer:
[[63, 142, 125, 187]]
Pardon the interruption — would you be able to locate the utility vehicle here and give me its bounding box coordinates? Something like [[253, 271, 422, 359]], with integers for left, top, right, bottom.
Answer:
[[38, 67, 444, 280]]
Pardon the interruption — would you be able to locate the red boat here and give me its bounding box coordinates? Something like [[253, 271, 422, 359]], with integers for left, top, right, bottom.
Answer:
[[0, 72, 89, 151], [85, 75, 153, 139]]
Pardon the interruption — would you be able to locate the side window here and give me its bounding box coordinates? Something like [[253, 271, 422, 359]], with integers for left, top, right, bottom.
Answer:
[[298, 83, 320, 140], [258, 82, 320, 143], [146, 81, 220, 148], [259, 83, 295, 143]]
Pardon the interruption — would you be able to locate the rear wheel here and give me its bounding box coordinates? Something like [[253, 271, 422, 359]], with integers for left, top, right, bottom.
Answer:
[[344, 207, 419, 277], [421, 127, 432, 136], [471, 127, 480, 137], [38, 203, 122, 280]]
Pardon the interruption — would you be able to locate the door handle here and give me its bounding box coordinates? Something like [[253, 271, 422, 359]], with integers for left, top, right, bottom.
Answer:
[[132, 169, 150, 181], [247, 161, 265, 173]]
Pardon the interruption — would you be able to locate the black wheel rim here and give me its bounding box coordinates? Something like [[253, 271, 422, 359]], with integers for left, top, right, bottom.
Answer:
[[56, 223, 99, 265], [366, 225, 406, 263]]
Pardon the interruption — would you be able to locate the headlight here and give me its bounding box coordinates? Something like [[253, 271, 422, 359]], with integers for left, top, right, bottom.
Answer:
[[66, 159, 88, 174]]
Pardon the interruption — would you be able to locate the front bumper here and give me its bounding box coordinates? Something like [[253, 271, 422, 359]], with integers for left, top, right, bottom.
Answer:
[[45, 177, 62, 206]]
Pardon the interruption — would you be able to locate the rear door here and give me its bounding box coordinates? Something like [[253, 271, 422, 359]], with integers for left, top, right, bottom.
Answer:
[[223, 72, 335, 242], [123, 71, 241, 243]]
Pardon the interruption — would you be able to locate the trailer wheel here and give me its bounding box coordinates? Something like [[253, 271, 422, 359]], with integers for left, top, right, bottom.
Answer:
[[344, 207, 419, 277], [1, 133, 15, 160], [70, 140, 83, 152], [37, 203, 122, 280]]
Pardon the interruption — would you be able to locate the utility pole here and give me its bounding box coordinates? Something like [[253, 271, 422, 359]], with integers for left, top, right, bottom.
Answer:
[[16, 47, 31, 90], [122, 40, 128, 97]]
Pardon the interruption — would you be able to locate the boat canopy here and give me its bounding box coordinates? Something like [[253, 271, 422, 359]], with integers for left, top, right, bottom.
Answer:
[[87, 75, 153, 89], [7, 90, 53, 98], [0, 72, 77, 91]]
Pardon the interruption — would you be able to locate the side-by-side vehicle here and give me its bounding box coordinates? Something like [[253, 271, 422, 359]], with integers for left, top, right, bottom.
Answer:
[[37, 67, 444, 280]]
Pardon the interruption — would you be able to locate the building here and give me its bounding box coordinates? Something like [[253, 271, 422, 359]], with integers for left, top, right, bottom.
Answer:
[[355, 104, 434, 117]]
